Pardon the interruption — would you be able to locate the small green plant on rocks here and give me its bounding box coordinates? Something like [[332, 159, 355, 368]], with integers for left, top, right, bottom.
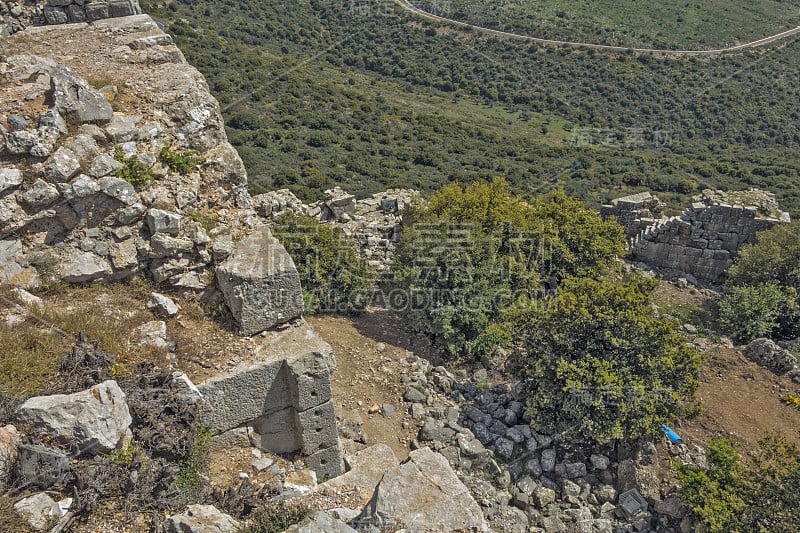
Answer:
[[186, 209, 218, 231], [114, 146, 153, 189], [176, 421, 211, 494], [159, 143, 205, 174], [237, 501, 311, 533]]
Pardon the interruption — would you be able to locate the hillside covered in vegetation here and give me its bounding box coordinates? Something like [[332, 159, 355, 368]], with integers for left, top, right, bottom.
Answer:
[[143, 0, 800, 214]]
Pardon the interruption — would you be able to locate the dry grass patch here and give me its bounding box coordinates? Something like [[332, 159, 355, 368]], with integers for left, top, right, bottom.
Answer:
[[0, 497, 36, 533], [0, 279, 170, 397]]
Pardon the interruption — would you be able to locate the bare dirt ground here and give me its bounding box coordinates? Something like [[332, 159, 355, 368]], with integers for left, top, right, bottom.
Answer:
[[676, 344, 800, 449], [652, 280, 800, 450], [308, 311, 436, 460]]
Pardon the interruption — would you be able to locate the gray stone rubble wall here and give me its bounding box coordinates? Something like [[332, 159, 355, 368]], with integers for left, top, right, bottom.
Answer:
[[603, 189, 790, 283], [43, 0, 140, 25], [1, 16, 341, 478]]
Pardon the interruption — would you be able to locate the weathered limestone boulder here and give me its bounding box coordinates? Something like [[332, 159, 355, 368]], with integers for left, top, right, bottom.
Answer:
[[135, 320, 171, 349], [0, 167, 22, 193], [321, 187, 356, 221], [282, 511, 358, 533], [96, 175, 136, 205], [744, 338, 798, 374], [10, 288, 42, 308], [322, 444, 399, 507], [146, 208, 182, 235], [163, 504, 239, 533], [105, 114, 142, 142], [15, 443, 71, 490], [0, 424, 20, 491], [51, 64, 113, 124], [63, 174, 99, 200], [147, 292, 180, 316], [0, 239, 37, 286], [60, 249, 113, 282], [356, 447, 489, 532], [44, 146, 81, 183], [21, 178, 60, 208], [14, 492, 61, 531], [215, 225, 303, 335], [149, 234, 193, 258], [16, 380, 132, 455]]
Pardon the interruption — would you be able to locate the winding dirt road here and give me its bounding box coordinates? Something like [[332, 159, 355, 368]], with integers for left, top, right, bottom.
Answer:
[[396, 0, 800, 55]]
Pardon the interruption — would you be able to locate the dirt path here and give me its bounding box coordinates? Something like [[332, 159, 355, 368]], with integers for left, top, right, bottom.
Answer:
[[313, 308, 800, 457], [396, 0, 800, 55], [309, 312, 435, 460]]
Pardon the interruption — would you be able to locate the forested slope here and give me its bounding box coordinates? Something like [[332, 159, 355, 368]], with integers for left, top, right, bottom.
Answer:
[[144, 0, 800, 213]]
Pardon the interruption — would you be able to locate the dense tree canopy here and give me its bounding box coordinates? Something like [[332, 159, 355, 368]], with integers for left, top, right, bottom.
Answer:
[[146, 0, 800, 213], [392, 178, 626, 356], [512, 274, 700, 442]]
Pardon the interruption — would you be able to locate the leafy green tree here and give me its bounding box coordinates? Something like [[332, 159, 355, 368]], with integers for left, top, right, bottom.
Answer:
[[677, 435, 800, 532], [272, 213, 372, 314], [720, 220, 800, 341], [717, 282, 793, 343], [393, 178, 626, 357], [512, 274, 700, 442]]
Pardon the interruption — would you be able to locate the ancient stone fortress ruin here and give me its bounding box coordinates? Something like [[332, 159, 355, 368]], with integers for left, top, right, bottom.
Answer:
[[602, 189, 791, 283], [0, 15, 342, 477]]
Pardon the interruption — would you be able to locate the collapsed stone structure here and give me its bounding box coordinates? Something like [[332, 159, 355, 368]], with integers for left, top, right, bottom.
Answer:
[[197, 323, 343, 478], [252, 187, 418, 272], [42, 0, 141, 25], [0, 0, 140, 35], [602, 189, 790, 283], [0, 15, 342, 477]]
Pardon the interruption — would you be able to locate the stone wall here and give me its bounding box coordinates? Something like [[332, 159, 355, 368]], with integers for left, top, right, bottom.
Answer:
[[253, 187, 418, 273], [43, 0, 141, 25], [603, 189, 790, 283], [599, 191, 665, 238], [1, 0, 40, 35]]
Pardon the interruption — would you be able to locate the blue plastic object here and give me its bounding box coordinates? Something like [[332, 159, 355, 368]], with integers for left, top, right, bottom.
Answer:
[[660, 423, 683, 444]]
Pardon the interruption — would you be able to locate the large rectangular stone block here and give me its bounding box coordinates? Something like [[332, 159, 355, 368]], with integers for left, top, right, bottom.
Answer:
[[216, 226, 304, 336], [197, 360, 289, 433], [287, 353, 332, 412], [298, 400, 339, 454], [108, 0, 136, 17], [67, 4, 87, 22], [44, 6, 68, 24], [305, 445, 344, 479], [85, 2, 109, 21]]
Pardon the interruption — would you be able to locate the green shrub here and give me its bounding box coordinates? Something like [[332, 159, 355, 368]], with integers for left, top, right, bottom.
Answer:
[[272, 212, 372, 314], [677, 435, 800, 532], [720, 220, 800, 341], [176, 421, 211, 494], [159, 143, 205, 174], [238, 502, 310, 533], [781, 392, 800, 410], [717, 282, 794, 343], [114, 146, 153, 189], [512, 274, 700, 443], [27, 252, 60, 284], [186, 209, 218, 231], [393, 178, 626, 358]]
